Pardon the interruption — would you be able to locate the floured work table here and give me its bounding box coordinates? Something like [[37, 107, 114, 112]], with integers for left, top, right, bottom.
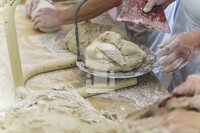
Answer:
[[0, 4, 169, 120]]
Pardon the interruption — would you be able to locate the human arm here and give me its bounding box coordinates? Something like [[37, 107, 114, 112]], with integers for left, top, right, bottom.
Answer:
[[31, 0, 122, 29], [154, 30, 200, 73], [143, 0, 175, 13]]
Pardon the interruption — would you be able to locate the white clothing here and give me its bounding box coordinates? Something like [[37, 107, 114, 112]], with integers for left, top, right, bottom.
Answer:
[[119, 1, 181, 79], [168, 0, 200, 92]]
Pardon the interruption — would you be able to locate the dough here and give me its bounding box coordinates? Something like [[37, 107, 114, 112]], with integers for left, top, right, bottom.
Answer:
[[0, 89, 118, 133], [84, 31, 146, 72], [65, 21, 128, 54], [31, 0, 61, 33], [122, 95, 200, 133], [97, 43, 125, 67]]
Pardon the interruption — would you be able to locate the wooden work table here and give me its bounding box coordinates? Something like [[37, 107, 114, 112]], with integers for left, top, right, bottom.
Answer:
[[0, 4, 169, 119]]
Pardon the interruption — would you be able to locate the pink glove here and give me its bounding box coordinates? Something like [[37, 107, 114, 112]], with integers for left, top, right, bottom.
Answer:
[[173, 74, 200, 96], [154, 30, 200, 73], [143, 0, 175, 13], [25, 0, 53, 16], [32, 8, 61, 29]]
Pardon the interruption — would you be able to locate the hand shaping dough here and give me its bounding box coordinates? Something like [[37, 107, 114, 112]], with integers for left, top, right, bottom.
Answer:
[[65, 21, 128, 54], [84, 31, 146, 72], [31, 0, 61, 33], [121, 94, 200, 133]]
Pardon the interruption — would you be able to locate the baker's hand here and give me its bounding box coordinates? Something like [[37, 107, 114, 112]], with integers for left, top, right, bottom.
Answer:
[[143, 0, 175, 13], [32, 8, 61, 29], [154, 30, 200, 73], [173, 74, 200, 96], [25, 0, 53, 16]]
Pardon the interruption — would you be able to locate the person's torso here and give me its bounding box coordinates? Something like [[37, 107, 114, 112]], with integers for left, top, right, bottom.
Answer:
[[182, 0, 200, 31]]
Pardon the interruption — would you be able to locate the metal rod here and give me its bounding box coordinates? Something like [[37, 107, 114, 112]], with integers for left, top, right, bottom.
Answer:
[[74, 0, 87, 61]]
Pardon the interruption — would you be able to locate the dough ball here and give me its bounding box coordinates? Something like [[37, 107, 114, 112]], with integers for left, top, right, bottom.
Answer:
[[65, 21, 128, 54], [31, 0, 61, 33], [84, 31, 146, 72]]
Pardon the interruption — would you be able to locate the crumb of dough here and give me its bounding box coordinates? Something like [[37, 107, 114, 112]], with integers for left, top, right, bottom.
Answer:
[[101, 110, 119, 121]]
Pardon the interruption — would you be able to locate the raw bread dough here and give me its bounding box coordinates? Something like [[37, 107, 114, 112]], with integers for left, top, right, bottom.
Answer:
[[84, 31, 146, 72], [122, 95, 200, 133], [65, 21, 128, 54], [31, 0, 61, 33], [0, 88, 118, 133]]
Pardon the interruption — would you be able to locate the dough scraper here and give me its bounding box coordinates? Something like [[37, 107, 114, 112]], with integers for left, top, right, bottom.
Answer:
[[117, 0, 171, 33], [74, 0, 156, 79]]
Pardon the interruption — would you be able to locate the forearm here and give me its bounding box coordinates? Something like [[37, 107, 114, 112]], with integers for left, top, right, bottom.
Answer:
[[57, 0, 122, 25]]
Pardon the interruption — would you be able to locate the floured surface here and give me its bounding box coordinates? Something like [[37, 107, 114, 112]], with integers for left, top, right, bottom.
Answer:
[[0, 5, 169, 132], [0, 5, 75, 109]]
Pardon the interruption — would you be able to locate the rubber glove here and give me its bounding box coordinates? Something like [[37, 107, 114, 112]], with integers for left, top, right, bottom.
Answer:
[[143, 0, 175, 13], [154, 30, 200, 73], [32, 8, 61, 29], [25, 0, 52, 16]]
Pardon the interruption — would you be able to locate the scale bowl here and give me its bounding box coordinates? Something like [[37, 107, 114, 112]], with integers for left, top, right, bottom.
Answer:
[[76, 45, 156, 79]]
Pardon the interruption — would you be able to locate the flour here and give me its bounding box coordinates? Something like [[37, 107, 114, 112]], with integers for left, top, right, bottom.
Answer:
[[0, 5, 170, 133], [0, 88, 118, 133]]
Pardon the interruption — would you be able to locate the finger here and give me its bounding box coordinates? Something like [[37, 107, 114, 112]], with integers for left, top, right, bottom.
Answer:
[[27, 2, 33, 16], [159, 58, 184, 73], [143, 0, 157, 13], [32, 0, 39, 12], [34, 22, 43, 29], [32, 11, 42, 21], [172, 81, 193, 96], [156, 37, 180, 57], [178, 61, 189, 70], [47, 0, 53, 4], [158, 35, 178, 48], [188, 96, 200, 110], [154, 52, 177, 67], [155, 45, 174, 57], [167, 67, 179, 73], [33, 17, 42, 29]]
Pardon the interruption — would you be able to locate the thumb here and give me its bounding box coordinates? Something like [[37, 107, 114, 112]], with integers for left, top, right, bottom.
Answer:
[[143, 0, 157, 13]]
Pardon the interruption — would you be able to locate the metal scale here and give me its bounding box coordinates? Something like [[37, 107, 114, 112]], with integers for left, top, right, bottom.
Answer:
[[74, 0, 156, 79]]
